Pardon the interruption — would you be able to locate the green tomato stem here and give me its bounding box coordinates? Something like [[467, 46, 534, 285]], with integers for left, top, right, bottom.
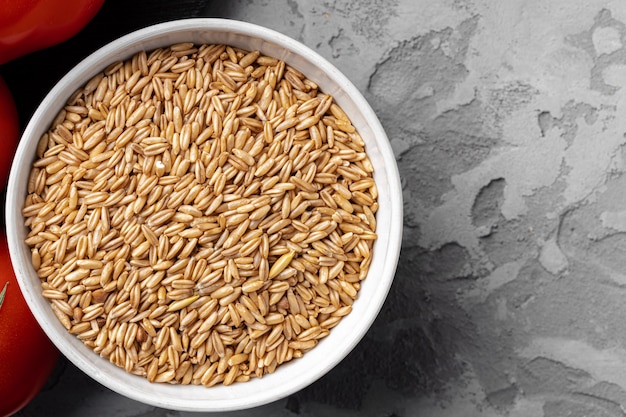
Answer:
[[0, 282, 8, 311]]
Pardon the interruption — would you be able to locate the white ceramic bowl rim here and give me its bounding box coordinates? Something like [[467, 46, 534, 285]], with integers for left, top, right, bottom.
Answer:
[[6, 18, 403, 412]]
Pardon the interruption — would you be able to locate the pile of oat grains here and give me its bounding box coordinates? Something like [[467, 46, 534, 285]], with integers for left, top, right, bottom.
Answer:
[[22, 43, 378, 387]]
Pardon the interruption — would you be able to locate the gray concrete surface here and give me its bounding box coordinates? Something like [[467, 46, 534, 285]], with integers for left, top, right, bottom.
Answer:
[[16, 0, 626, 416]]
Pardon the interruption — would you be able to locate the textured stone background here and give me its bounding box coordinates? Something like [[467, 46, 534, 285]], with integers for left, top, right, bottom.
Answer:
[[10, 0, 626, 416]]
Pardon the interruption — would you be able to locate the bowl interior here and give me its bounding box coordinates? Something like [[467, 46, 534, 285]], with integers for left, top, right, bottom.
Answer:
[[6, 19, 402, 412]]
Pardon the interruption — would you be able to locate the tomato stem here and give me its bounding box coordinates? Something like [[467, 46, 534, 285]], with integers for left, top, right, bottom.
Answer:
[[0, 282, 7, 311]]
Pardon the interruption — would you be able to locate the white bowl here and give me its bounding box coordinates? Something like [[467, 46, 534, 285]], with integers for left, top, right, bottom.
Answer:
[[6, 19, 402, 412]]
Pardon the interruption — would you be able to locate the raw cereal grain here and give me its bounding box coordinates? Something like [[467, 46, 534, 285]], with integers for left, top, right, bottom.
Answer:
[[23, 43, 378, 387]]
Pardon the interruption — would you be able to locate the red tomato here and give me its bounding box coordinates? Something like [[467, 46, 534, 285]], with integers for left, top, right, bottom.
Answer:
[[0, 0, 105, 64], [0, 75, 19, 190], [0, 234, 59, 417]]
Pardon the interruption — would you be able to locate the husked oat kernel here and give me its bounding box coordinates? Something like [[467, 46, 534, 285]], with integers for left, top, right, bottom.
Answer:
[[23, 43, 378, 387]]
